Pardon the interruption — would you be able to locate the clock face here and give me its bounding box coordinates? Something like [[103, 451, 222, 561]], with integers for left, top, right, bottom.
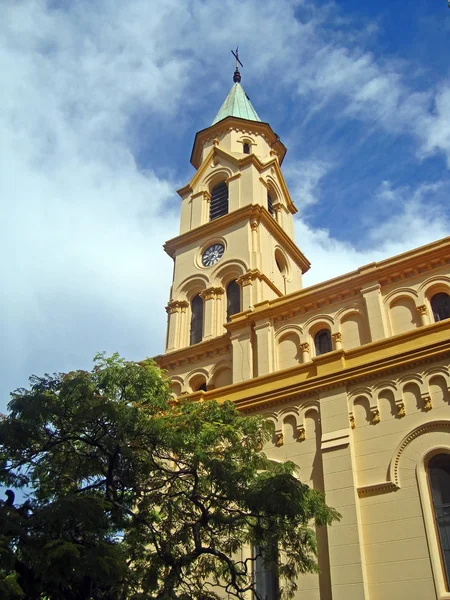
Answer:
[[202, 243, 225, 267]]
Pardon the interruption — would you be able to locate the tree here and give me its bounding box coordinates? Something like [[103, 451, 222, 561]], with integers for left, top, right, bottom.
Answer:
[[0, 353, 339, 600]]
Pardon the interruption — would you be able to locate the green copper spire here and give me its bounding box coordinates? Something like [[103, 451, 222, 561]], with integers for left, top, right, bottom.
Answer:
[[212, 67, 261, 125]]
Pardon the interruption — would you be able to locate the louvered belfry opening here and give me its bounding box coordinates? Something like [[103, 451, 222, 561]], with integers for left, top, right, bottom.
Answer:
[[210, 181, 229, 221], [267, 192, 274, 215]]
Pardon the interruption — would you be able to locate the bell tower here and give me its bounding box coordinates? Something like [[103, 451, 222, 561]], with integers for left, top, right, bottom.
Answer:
[[164, 64, 310, 353]]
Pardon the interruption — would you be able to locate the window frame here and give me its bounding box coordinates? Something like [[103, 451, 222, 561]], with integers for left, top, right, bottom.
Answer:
[[314, 328, 332, 356], [209, 180, 229, 221], [253, 542, 279, 600], [431, 292, 450, 323], [418, 449, 450, 600], [226, 280, 241, 322], [189, 294, 204, 345]]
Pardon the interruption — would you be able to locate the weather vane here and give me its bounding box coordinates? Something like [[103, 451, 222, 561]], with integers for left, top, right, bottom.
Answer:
[[231, 47, 243, 83]]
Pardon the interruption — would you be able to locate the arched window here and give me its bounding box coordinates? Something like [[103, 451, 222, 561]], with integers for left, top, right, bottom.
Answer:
[[226, 280, 241, 321], [431, 292, 450, 322], [274, 249, 287, 277], [314, 329, 332, 356], [267, 192, 274, 216], [209, 181, 229, 221], [190, 295, 204, 345], [243, 142, 250, 154], [428, 454, 450, 588], [254, 544, 279, 599]]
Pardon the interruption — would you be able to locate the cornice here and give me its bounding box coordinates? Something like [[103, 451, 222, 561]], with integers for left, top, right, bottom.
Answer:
[[234, 236, 450, 324], [190, 116, 287, 169], [178, 146, 297, 215], [357, 482, 399, 498], [155, 334, 231, 370], [163, 204, 311, 273], [235, 269, 283, 298], [178, 322, 450, 412]]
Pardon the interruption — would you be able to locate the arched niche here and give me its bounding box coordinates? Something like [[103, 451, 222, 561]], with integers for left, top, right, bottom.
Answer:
[[353, 396, 372, 427], [341, 312, 369, 349], [389, 296, 420, 335], [170, 381, 182, 397], [189, 373, 208, 393], [282, 415, 297, 443], [378, 388, 396, 420], [211, 367, 232, 389], [277, 332, 301, 370], [429, 375, 450, 409], [402, 382, 422, 413]]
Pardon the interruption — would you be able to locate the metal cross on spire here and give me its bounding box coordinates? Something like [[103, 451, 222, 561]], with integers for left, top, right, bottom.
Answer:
[[231, 47, 243, 83]]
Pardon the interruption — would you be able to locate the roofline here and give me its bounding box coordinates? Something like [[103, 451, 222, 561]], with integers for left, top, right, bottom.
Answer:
[[190, 116, 287, 169], [224, 235, 450, 331]]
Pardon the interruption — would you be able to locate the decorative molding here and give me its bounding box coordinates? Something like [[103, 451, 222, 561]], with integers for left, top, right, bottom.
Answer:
[[371, 408, 380, 423], [164, 204, 310, 273], [155, 334, 231, 370], [357, 482, 399, 498], [423, 395, 433, 411], [275, 431, 284, 447], [389, 420, 450, 487], [417, 304, 428, 315], [200, 286, 224, 301], [360, 283, 381, 294], [396, 402, 406, 417], [234, 269, 283, 299], [166, 300, 189, 314], [321, 429, 350, 451]]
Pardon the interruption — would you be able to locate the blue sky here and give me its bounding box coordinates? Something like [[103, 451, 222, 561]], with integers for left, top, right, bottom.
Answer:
[[1, 0, 450, 413]]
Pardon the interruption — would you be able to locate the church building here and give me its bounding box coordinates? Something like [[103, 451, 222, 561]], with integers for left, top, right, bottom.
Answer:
[[155, 65, 450, 600]]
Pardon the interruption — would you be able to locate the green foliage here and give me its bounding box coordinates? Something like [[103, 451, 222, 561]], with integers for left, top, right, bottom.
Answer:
[[0, 353, 339, 599]]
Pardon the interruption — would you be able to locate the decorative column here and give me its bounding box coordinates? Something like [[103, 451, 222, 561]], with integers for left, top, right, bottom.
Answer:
[[273, 202, 282, 226], [250, 217, 260, 271], [416, 304, 431, 326], [236, 273, 254, 312], [300, 342, 310, 363], [191, 190, 209, 227], [178, 300, 190, 348], [360, 283, 387, 341], [200, 287, 223, 340], [165, 300, 187, 352], [332, 332, 343, 351], [215, 286, 225, 333]]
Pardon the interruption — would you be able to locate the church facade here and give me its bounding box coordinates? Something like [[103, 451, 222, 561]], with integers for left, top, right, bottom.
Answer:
[[156, 68, 450, 600]]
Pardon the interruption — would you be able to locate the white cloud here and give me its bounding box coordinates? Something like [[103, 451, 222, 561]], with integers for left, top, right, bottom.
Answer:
[[299, 179, 450, 287], [418, 86, 450, 165], [1, 0, 450, 413], [283, 160, 331, 210]]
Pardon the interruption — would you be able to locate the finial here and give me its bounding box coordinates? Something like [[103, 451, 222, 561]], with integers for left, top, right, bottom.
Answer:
[[231, 47, 243, 83]]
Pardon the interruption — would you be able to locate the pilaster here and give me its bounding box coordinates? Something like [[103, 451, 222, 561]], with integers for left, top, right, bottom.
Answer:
[[230, 328, 253, 383], [320, 386, 369, 600], [200, 287, 224, 340], [254, 318, 273, 376], [361, 283, 387, 341], [165, 300, 189, 352]]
